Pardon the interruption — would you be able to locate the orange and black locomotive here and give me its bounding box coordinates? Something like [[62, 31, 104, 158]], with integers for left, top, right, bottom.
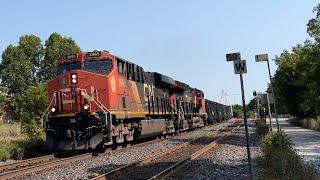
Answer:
[[45, 50, 232, 150]]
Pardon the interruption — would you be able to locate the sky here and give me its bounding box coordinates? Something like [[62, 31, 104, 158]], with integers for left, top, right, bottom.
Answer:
[[0, 0, 318, 104]]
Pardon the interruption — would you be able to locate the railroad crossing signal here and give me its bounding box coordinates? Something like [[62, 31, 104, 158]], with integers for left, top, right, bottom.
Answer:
[[226, 52, 241, 62], [233, 60, 247, 74]]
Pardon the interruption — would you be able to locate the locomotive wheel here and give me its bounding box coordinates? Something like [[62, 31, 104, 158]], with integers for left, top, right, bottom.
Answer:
[[95, 142, 107, 153]]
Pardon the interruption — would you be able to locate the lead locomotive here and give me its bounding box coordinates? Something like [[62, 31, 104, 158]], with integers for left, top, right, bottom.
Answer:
[[45, 51, 232, 150]]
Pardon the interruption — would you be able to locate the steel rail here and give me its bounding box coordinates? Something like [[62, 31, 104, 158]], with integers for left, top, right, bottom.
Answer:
[[0, 154, 58, 173], [149, 123, 243, 179], [91, 120, 241, 180], [0, 153, 93, 180]]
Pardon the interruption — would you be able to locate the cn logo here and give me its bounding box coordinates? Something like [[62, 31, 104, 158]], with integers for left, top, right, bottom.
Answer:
[[233, 60, 247, 74]]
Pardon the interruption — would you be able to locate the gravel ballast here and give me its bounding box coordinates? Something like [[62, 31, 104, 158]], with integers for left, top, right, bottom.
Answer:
[[23, 119, 237, 180], [166, 121, 262, 180]]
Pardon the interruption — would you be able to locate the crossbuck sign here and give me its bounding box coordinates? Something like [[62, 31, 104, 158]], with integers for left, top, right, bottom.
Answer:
[[233, 60, 247, 74]]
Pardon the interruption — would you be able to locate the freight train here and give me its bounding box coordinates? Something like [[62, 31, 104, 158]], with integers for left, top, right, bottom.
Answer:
[[44, 50, 232, 151]]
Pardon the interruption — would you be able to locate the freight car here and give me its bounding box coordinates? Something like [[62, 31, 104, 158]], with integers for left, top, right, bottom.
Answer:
[[44, 51, 232, 151]]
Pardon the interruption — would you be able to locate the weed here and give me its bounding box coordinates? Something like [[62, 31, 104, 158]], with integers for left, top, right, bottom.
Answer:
[[258, 131, 319, 179], [255, 119, 269, 136]]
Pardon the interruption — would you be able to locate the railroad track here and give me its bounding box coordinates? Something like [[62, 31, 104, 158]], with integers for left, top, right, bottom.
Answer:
[[91, 120, 243, 180], [0, 152, 94, 179], [0, 120, 233, 179]]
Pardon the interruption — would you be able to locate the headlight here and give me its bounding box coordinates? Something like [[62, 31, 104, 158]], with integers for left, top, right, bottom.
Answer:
[[71, 74, 77, 84], [83, 104, 90, 111], [51, 107, 56, 113]]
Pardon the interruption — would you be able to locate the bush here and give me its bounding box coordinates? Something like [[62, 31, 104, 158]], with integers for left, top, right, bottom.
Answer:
[[0, 148, 10, 161], [0, 141, 23, 161], [288, 116, 320, 131], [19, 84, 48, 139], [247, 111, 254, 118], [259, 130, 319, 179], [232, 105, 243, 118], [288, 116, 302, 126], [255, 119, 269, 136], [0, 137, 45, 161]]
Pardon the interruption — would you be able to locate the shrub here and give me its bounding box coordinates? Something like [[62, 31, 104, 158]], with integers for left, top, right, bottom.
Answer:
[[255, 119, 269, 136], [288, 116, 320, 131], [0, 148, 10, 161], [259, 130, 319, 179], [19, 84, 48, 139], [0, 141, 23, 161], [0, 137, 45, 161], [288, 116, 302, 126], [247, 110, 254, 118]]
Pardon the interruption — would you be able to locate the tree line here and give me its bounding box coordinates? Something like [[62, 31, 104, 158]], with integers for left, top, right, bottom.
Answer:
[[0, 33, 80, 138], [272, 4, 320, 118]]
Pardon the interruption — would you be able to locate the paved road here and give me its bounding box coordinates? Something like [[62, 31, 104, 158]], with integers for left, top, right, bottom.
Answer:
[[269, 118, 320, 164]]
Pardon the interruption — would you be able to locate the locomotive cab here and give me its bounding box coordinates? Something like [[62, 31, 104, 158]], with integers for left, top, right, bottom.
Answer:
[[46, 51, 115, 150]]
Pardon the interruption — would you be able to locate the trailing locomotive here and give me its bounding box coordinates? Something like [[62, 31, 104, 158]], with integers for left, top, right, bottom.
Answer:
[[45, 51, 232, 150]]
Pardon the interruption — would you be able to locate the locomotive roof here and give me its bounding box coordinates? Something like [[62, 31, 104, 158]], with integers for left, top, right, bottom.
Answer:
[[61, 51, 202, 94]]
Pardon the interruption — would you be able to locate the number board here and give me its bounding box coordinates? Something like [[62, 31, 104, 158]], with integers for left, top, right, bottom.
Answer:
[[66, 54, 78, 60], [226, 52, 241, 62], [87, 51, 101, 57]]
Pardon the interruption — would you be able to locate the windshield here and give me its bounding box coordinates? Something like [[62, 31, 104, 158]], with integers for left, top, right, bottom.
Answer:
[[83, 59, 113, 74], [57, 62, 81, 75]]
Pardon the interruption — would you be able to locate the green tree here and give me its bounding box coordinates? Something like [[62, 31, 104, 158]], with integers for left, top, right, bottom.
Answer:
[[273, 41, 318, 118], [20, 84, 48, 138], [232, 104, 243, 118], [1, 45, 32, 96], [18, 35, 44, 84], [0, 35, 44, 96], [39, 32, 80, 82], [307, 4, 320, 42]]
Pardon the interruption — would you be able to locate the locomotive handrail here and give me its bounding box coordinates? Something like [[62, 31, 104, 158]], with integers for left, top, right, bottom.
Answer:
[[75, 88, 111, 114], [41, 94, 55, 128]]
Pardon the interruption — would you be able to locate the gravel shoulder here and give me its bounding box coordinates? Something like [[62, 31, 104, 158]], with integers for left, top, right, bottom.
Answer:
[[165, 121, 262, 180], [23, 119, 238, 180]]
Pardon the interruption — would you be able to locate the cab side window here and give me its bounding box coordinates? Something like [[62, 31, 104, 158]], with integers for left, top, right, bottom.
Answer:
[[136, 65, 140, 82], [117, 59, 125, 75], [127, 63, 133, 80]]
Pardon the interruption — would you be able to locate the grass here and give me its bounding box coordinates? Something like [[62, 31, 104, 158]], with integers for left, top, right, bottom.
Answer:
[[0, 122, 23, 142], [0, 122, 45, 161], [257, 130, 319, 179]]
